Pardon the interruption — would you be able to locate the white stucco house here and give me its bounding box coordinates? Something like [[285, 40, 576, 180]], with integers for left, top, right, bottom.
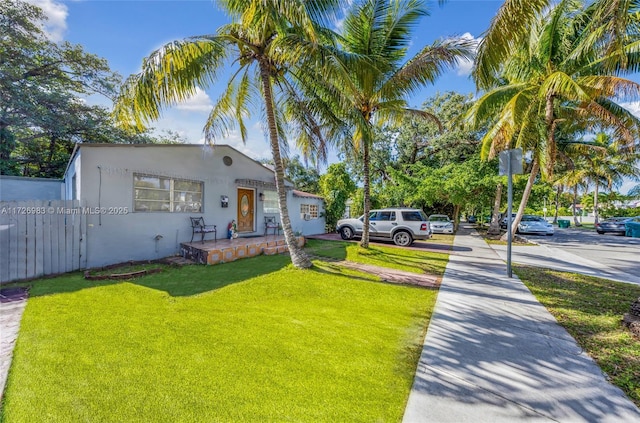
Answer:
[[61, 143, 325, 267]]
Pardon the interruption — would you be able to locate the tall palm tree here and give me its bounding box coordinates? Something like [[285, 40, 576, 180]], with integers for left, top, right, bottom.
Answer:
[[113, 0, 342, 269], [467, 0, 640, 237], [301, 0, 474, 247]]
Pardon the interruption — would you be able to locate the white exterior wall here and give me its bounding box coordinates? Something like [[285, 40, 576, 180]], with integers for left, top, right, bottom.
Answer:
[[64, 149, 81, 200], [288, 193, 326, 236], [68, 144, 301, 268]]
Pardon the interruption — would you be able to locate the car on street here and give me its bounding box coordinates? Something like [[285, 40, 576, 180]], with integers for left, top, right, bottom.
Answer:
[[500, 213, 517, 229], [428, 214, 454, 234], [516, 215, 554, 236], [596, 216, 637, 235], [336, 208, 431, 247], [467, 215, 477, 223]]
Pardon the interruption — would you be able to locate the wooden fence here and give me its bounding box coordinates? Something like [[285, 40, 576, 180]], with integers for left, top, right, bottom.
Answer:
[[0, 200, 86, 283]]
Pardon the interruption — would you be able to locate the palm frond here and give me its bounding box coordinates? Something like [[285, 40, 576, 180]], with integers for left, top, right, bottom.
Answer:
[[113, 37, 227, 130], [474, 0, 550, 89]]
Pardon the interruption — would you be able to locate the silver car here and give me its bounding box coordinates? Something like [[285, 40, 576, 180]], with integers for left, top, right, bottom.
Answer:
[[428, 214, 454, 234], [517, 215, 554, 236], [336, 208, 431, 247]]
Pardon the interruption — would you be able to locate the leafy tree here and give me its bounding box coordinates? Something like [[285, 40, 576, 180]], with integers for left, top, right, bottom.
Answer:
[[284, 156, 320, 194], [114, 0, 343, 269], [398, 92, 480, 167], [319, 163, 356, 231], [1, 0, 124, 177], [390, 155, 499, 227], [311, 0, 474, 247]]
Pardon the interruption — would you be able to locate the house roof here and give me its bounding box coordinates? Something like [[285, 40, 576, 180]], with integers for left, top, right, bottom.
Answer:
[[64, 143, 293, 187], [293, 190, 324, 200]]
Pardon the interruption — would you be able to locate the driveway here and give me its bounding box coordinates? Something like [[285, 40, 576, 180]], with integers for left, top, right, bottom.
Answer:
[[485, 225, 640, 285]]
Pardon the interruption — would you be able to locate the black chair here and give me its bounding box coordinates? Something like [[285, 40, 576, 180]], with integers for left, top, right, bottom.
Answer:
[[264, 216, 282, 236], [190, 217, 217, 243]]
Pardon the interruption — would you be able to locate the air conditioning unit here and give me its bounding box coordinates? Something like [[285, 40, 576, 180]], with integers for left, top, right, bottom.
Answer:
[[302, 213, 311, 221]]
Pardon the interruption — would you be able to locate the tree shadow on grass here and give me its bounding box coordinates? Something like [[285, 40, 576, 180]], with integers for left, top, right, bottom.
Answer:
[[9, 254, 291, 298]]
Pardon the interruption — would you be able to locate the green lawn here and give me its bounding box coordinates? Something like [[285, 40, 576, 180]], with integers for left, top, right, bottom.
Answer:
[[305, 239, 450, 276], [515, 266, 640, 406], [1, 251, 441, 422]]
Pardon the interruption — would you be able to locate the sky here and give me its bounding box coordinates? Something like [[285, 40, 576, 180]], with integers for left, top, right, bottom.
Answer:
[[27, 0, 639, 193]]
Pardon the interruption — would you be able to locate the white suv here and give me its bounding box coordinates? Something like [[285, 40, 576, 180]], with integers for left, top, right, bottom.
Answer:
[[336, 208, 431, 247]]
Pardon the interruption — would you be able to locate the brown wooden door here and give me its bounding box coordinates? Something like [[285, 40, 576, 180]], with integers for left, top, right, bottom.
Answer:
[[237, 188, 254, 232]]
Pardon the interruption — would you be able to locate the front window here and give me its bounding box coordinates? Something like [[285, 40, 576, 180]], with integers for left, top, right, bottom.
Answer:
[[300, 203, 319, 219], [133, 173, 203, 212], [262, 191, 279, 214]]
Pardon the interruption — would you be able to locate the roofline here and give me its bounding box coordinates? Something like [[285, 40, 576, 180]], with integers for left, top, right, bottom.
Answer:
[[0, 175, 63, 182], [63, 143, 287, 184], [292, 189, 324, 200]]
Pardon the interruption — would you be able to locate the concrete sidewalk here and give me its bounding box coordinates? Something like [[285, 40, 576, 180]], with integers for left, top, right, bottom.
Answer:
[[403, 225, 640, 422]]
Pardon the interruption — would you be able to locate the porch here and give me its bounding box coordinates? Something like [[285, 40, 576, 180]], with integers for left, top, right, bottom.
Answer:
[[180, 235, 305, 265]]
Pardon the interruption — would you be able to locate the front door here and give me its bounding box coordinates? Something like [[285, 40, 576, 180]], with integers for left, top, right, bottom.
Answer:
[[237, 188, 255, 232]]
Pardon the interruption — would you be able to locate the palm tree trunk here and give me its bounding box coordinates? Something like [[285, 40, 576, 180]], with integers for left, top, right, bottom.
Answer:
[[593, 184, 600, 225], [572, 185, 581, 226], [360, 138, 371, 248], [553, 185, 561, 224], [509, 158, 540, 239], [488, 182, 502, 235], [259, 61, 312, 269]]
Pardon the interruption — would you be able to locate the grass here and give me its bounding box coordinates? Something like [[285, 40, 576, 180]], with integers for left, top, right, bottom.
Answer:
[[1, 251, 441, 422], [515, 265, 640, 406], [305, 239, 450, 276]]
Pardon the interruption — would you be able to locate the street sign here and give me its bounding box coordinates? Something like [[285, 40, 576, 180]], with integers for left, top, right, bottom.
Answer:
[[499, 149, 523, 175]]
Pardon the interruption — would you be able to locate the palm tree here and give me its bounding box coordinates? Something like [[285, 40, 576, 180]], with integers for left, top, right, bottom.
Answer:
[[303, 0, 474, 247], [474, 0, 640, 89], [467, 0, 640, 237], [113, 0, 343, 269], [563, 133, 640, 224]]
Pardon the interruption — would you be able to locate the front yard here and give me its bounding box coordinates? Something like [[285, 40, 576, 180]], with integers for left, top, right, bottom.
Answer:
[[1, 242, 445, 422]]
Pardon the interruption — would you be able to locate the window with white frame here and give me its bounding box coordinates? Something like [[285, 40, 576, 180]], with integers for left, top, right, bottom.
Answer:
[[262, 190, 279, 214], [133, 173, 203, 212], [300, 203, 319, 219]]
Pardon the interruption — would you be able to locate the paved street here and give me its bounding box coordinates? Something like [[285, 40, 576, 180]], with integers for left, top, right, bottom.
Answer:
[[490, 225, 640, 285], [533, 226, 640, 277]]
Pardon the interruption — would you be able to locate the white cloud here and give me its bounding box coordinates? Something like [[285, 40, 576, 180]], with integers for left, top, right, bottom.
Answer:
[[621, 101, 640, 119], [26, 0, 68, 42], [456, 32, 481, 77], [176, 87, 214, 112]]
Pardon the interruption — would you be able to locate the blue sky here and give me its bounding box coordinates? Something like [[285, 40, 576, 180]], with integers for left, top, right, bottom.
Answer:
[[30, 0, 639, 193], [34, 1, 501, 154]]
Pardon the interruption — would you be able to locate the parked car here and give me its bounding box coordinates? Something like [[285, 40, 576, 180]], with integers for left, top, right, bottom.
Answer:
[[428, 214, 454, 234], [500, 213, 517, 229], [336, 208, 431, 247], [516, 215, 554, 236], [467, 215, 477, 223], [596, 217, 636, 235]]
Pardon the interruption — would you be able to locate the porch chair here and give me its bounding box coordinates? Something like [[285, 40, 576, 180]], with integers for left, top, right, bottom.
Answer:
[[264, 216, 282, 236], [190, 217, 217, 243]]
